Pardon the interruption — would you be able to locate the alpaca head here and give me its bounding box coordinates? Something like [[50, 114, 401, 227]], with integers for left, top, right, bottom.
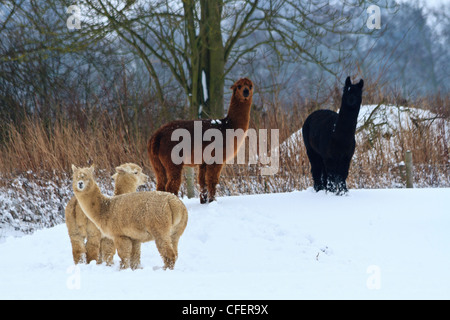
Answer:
[[112, 163, 148, 190], [71, 165, 96, 193], [343, 76, 364, 109], [230, 78, 253, 102]]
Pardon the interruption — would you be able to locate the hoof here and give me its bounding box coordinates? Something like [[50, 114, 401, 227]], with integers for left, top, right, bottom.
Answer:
[[200, 192, 208, 204], [313, 184, 325, 192], [335, 188, 349, 196]]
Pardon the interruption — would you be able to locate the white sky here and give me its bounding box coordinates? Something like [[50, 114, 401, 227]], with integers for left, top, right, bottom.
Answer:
[[396, 0, 449, 9]]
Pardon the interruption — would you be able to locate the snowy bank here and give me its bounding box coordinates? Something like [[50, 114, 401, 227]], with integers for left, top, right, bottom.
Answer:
[[0, 188, 449, 299]]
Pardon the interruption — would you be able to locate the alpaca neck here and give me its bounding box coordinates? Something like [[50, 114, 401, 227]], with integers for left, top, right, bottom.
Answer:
[[334, 102, 360, 137], [75, 182, 109, 231], [225, 97, 252, 131], [114, 183, 137, 196]]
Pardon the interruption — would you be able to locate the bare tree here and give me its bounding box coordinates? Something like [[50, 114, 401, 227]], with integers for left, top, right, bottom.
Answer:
[[56, 0, 380, 118]]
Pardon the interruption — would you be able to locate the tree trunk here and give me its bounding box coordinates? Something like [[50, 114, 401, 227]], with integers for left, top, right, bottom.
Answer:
[[206, 0, 225, 118], [185, 1, 225, 199], [196, 0, 225, 119], [405, 150, 413, 188]]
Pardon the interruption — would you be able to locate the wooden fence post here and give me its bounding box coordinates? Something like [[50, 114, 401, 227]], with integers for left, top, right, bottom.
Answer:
[[405, 150, 413, 188], [185, 167, 195, 198]]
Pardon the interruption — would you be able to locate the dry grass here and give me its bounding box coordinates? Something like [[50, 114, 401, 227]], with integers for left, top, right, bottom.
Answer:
[[0, 86, 448, 196], [0, 117, 148, 178]]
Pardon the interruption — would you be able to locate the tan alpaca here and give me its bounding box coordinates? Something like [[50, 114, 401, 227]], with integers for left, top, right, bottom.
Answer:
[[65, 163, 148, 265], [71, 165, 188, 270]]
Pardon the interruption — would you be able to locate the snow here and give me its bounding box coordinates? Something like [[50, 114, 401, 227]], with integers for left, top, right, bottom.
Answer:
[[357, 104, 448, 136], [282, 104, 448, 152], [0, 172, 120, 237], [0, 188, 449, 299], [202, 70, 208, 102]]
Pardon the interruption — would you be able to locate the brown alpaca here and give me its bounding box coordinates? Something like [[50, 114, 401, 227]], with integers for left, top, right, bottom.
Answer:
[[148, 77, 254, 203], [65, 163, 148, 265], [71, 165, 188, 270]]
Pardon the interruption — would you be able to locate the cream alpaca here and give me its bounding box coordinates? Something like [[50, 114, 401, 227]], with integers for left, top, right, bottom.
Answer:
[[65, 163, 148, 265], [71, 165, 188, 270]]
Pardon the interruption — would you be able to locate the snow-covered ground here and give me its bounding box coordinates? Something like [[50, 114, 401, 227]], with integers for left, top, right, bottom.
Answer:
[[0, 188, 449, 300]]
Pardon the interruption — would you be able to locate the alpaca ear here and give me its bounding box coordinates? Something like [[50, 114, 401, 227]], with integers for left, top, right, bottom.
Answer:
[[111, 173, 118, 180], [115, 166, 127, 174], [71, 164, 78, 172], [88, 165, 95, 174], [345, 76, 352, 87], [230, 84, 235, 90], [358, 79, 364, 89]]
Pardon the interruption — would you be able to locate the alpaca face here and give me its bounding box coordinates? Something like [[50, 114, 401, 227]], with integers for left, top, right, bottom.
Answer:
[[231, 78, 254, 102], [112, 163, 148, 187], [343, 77, 364, 108], [71, 165, 95, 193]]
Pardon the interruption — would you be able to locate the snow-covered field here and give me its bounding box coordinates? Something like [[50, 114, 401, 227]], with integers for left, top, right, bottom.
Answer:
[[0, 188, 449, 300]]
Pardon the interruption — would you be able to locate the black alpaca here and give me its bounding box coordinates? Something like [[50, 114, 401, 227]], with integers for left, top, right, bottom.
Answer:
[[302, 76, 364, 195]]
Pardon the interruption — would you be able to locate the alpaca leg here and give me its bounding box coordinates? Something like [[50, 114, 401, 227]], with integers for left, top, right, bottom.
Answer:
[[327, 173, 346, 194], [334, 159, 351, 195], [170, 215, 188, 259], [320, 166, 328, 191], [65, 199, 86, 264], [325, 160, 343, 194], [198, 163, 208, 204], [85, 237, 100, 264], [334, 175, 348, 195], [306, 149, 326, 192], [130, 240, 142, 270], [336, 180, 348, 195], [164, 165, 183, 196], [324, 156, 352, 195], [156, 173, 168, 192], [99, 237, 115, 266], [155, 165, 167, 191], [170, 235, 180, 260], [151, 156, 168, 191], [325, 163, 337, 193], [326, 172, 337, 193], [86, 219, 101, 264], [69, 234, 86, 264], [205, 164, 223, 203], [155, 236, 176, 270], [114, 236, 132, 270], [155, 164, 167, 191]]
